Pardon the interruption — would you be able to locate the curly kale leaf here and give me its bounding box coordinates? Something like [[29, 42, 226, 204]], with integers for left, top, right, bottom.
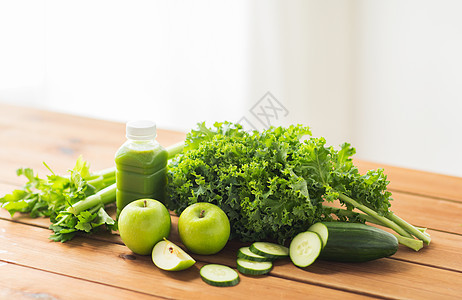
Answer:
[[167, 122, 331, 243]]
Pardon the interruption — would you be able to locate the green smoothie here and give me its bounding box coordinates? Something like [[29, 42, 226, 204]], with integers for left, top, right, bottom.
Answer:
[[115, 121, 168, 217]]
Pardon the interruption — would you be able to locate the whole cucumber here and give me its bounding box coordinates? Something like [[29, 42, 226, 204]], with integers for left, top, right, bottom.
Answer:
[[309, 222, 398, 262]]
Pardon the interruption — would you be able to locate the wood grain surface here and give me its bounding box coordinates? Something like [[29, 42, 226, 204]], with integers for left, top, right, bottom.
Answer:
[[0, 103, 461, 299]]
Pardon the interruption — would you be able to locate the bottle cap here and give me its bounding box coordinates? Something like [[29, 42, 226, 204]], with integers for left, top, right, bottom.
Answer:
[[126, 120, 157, 140]]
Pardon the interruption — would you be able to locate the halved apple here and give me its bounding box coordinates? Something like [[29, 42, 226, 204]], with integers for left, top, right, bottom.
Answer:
[[152, 239, 196, 271]]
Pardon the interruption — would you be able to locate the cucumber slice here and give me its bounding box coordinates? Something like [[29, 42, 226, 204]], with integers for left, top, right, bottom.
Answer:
[[289, 231, 322, 268], [308, 222, 328, 249], [237, 247, 273, 262], [200, 264, 239, 287], [249, 242, 289, 259], [236, 258, 272, 275]]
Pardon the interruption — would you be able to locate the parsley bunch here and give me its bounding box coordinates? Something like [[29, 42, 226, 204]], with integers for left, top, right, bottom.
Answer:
[[166, 122, 430, 250]]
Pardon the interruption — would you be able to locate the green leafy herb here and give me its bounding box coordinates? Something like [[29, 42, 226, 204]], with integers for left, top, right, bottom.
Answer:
[[0, 156, 117, 242]]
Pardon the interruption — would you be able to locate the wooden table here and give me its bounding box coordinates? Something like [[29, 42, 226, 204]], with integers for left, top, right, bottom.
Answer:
[[0, 103, 461, 299]]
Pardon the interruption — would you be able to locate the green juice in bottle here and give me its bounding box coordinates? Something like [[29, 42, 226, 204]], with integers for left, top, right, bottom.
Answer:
[[115, 120, 168, 217]]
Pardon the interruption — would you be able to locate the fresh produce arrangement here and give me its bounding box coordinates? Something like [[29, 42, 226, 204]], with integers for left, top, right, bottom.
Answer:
[[0, 121, 432, 288], [166, 122, 430, 251]]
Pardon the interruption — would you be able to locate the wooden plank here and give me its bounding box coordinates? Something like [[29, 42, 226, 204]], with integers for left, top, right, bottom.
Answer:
[[2, 185, 462, 275], [1, 213, 462, 299], [3, 103, 460, 203], [270, 259, 462, 300], [0, 103, 185, 183], [2, 103, 461, 298], [390, 191, 462, 235], [0, 103, 186, 148], [323, 189, 462, 236], [194, 240, 462, 299], [3, 206, 459, 287], [0, 219, 370, 300], [355, 159, 462, 203], [3, 159, 462, 275], [4, 177, 460, 238], [0, 262, 160, 300], [3, 207, 461, 274], [392, 229, 462, 272]]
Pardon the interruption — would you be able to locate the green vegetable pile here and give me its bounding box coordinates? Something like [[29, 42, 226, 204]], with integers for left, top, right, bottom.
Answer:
[[0, 121, 430, 250], [166, 122, 430, 250], [0, 157, 117, 242]]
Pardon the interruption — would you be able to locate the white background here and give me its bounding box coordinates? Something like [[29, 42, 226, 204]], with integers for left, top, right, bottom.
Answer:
[[1, 0, 461, 177]]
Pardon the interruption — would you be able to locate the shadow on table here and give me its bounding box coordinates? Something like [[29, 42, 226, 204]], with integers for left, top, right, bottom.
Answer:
[[295, 257, 412, 276]]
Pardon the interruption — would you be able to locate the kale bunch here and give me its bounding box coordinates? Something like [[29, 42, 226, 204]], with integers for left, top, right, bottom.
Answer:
[[166, 122, 429, 248]]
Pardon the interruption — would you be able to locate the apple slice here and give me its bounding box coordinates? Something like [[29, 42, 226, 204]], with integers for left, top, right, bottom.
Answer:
[[152, 239, 196, 271]]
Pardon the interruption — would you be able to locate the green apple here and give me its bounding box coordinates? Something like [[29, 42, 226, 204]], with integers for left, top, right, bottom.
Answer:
[[152, 238, 196, 271], [118, 198, 171, 255], [178, 202, 230, 255]]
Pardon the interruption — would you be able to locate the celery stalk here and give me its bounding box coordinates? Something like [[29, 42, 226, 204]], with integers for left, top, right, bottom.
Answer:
[[67, 183, 116, 215]]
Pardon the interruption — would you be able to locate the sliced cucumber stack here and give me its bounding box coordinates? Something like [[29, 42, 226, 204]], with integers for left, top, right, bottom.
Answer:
[[289, 231, 322, 268], [200, 264, 240, 287], [236, 258, 273, 275], [237, 247, 273, 262], [249, 242, 289, 259]]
